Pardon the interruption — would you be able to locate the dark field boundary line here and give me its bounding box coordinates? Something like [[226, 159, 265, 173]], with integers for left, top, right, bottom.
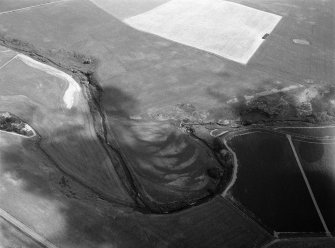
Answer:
[[0, 0, 71, 15], [222, 197, 275, 237], [262, 237, 335, 248]]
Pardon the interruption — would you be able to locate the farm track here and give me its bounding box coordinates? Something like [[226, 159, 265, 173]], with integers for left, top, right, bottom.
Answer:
[[0, 54, 17, 70], [0, 209, 59, 248], [0, 0, 71, 15]]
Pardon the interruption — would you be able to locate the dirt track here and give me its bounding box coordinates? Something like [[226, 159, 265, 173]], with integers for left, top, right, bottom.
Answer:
[[0, 0, 69, 15], [0, 208, 59, 248]]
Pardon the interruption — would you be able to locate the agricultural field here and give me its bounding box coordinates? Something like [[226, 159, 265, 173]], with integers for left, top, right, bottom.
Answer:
[[0, 0, 334, 247], [0, 130, 152, 248], [124, 0, 282, 64], [292, 138, 335, 233], [0, 49, 132, 204], [224, 131, 324, 234], [138, 196, 274, 248]]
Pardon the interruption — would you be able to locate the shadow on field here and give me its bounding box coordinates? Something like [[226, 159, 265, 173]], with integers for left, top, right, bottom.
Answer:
[[102, 86, 139, 118], [0, 125, 157, 248], [0, 129, 275, 248], [0, 82, 162, 247], [99, 85, 222, 202], [0, 81, 222, 247], [3, 78, 334, 247]]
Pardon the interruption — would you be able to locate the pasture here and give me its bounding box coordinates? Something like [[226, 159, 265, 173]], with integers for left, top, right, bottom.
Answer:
[[0, 49, 133, 204], [124, 0, 282, 64]]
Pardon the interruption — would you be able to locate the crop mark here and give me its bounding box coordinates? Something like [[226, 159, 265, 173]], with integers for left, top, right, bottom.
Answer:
[[287, 134, 332, 237], [0, 209, 59, 248], [0, 0, 71, 15]]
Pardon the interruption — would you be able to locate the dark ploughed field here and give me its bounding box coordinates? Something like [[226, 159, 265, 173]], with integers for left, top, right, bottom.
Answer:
[[293, 138, 335, 234], [226, 131, 325, 234]]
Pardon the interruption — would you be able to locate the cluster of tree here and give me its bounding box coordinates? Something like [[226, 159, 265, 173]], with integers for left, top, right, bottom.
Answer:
[[0, 113, 33, 136]]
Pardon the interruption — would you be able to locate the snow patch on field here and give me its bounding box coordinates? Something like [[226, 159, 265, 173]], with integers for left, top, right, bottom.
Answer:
[[17, 54, 81, 109], [124, 0, 282, 64]]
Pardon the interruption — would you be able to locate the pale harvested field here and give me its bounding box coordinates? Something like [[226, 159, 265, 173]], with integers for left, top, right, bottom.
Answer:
[[124, 0, 282, 64]]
